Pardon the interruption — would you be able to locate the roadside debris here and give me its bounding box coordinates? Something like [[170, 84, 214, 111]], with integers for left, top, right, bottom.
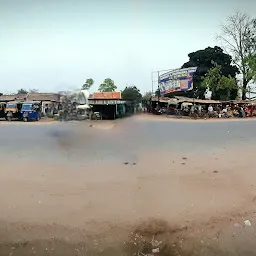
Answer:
[[124, 162, 137, 165], [151, 236, 162, 247], [244, 220, 252, 226], [234, 222, 242, 228], [152, 248, 160, 253]]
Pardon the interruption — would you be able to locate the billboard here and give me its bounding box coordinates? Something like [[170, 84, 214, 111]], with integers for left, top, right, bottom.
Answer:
[[159, 67, 197, 95]]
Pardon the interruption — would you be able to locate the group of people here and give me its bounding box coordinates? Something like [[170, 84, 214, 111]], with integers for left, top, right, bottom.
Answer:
[[150, 101, 256, 119], [189, 103, 255, 118]]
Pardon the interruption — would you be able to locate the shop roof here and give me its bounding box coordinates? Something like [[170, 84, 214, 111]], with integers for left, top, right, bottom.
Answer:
[[26, 93, 60, 102], [91, 92, 121, 99], [0, 93, 60, 102]]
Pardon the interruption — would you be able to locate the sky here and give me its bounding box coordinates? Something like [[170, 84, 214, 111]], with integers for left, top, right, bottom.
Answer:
[[0, 0, 255, 94]]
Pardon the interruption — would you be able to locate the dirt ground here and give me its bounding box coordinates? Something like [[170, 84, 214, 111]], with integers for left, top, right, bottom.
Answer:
[[1, 116, 256, 255]]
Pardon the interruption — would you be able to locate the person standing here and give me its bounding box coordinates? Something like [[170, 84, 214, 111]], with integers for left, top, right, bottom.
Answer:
[[208, 104, 213, 118], [197, 104, 202, 117]]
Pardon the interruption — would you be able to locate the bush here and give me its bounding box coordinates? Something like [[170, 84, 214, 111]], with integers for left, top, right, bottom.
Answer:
[[46, 113, 54, 118]]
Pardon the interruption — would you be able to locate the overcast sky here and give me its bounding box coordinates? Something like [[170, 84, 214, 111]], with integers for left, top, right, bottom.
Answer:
[[0, 0, 255, 94]]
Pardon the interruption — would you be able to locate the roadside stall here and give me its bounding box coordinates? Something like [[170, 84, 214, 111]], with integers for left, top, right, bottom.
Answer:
[[151, 97, 170, 114]]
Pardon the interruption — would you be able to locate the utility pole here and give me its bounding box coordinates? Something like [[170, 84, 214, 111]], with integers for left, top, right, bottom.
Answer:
[[151, 72, 154, 94], [157, 71, 160, 105]]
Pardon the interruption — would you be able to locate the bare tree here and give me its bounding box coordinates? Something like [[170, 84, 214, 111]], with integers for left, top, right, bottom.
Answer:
[[217, 12, 256, 99], [29, 89, 39, 93]]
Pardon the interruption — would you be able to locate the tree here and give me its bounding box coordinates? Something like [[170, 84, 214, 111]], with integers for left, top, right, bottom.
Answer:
[[142, 91, 152, 101], [217, 12, 256, 99], [247, 55, 256, 82], [121, 86, 142, 103], [17, 89, 28, 94], [98, 78, 117, 92], [82, 78, 94, 90], [29, 89, 39, 93], [201, 64, 238, 100], [142, 92, 152, 108], [182, 46, 239, 99], [155, 89, 161, 97]]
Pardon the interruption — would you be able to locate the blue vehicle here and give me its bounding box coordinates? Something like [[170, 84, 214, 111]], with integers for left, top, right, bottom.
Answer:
[[21, 102, 41, 122]]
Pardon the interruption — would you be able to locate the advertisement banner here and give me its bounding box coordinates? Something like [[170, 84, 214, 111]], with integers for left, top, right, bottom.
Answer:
[[159, 67, 197, 95]]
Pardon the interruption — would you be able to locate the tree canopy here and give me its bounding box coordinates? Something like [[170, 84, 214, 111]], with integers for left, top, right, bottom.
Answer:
[[98, 78, 117, 92], [142, 91, 152, 101], [201, 64, 238, 100], [121, 86, 142, 103], [29, 89, 39, 93], [217, 12, 256, 99], [181, 46, 239, 99], [247, 55, 256, 82], [17, 88, 28, 94], [82, 78, 94, 90], [155, 89, 160, 97]]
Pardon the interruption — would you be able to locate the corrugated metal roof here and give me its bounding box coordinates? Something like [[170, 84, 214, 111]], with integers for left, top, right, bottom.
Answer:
[[151, 96, 221, 104], [151, 96, 174, 103], [27, 93, 60, 102], [91, 92, 121, 99], [189, 99, 221, 104], [0, 93, 60, 102], [0, 94, 27, 101], [0, 95, 17, 101]]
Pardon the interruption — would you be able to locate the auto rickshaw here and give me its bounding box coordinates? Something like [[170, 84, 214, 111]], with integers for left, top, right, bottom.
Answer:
[[21, 101, 41, 122], [5, 101, 23, 121], [0, 102, 7, 119]]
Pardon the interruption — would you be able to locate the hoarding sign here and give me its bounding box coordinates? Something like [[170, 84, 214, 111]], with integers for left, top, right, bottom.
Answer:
[[159, 67, 197, 95]]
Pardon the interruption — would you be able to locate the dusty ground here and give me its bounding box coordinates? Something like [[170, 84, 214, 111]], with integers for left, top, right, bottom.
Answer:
[[1, 115, 256, 255]]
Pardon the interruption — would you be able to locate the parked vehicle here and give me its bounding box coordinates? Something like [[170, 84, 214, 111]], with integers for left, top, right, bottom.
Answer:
[[92, 111, 102, 120], [5, 102, 23, 121], [0, 102, 7, 119], [21, 102, 41, 122]]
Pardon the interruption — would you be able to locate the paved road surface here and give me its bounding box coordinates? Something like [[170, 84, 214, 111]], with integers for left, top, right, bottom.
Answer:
[[1, 117, 256, 164], [1, 116, 256, 256]]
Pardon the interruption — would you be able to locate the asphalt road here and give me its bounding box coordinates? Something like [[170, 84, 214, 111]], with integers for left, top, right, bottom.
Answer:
[[1, 116, 256, 256], [1, 117, 256, 165]]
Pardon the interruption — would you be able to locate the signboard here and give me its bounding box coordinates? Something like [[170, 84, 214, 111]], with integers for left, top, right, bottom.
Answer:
[[159, 67, 197, 95]]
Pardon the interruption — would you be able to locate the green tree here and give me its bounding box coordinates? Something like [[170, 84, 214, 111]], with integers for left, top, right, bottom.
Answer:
[[17, 88, 28, 94], [82, 78, 94, 90], [181, 46, 239, 99], [246, 55, 256, 82], [142, 92, 152, 108], [142, 91, 152, 101], [217, 12, 256, 99], [155, 89, 161, 97], [98, 78, 117, 92], [202, 64, 238, 100], [121, 86, 142, 103]]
